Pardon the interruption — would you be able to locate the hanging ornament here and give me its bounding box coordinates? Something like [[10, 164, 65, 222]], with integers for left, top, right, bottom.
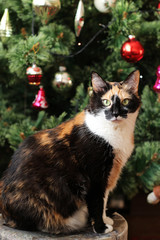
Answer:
[[153, 66, 160, 93], [88, 86, 93, 96], [94, 0, 116, 13], [52, 66, 72, 90], [153, 65, 160, 102], [158, 2, 160, 15], [33, 0, 61, 25], [0, 8, 12, 39], [26, 63, 42, 86], [32, 86, 48, 110], [121, 35, 144, 63], [74, 0, 84, 37], [147, 186, 160, 204]]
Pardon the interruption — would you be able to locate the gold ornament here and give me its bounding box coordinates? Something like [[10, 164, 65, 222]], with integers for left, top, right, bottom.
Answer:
[[74, 0, 84, 37], [33, 0, 61, 24], [0, 9, 12, 39], [52, 66, 72, 90], [88, 86, 93, 97]]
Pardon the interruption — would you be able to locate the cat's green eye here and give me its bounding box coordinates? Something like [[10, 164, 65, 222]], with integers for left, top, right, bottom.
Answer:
[[122, 98, 130, 106], [102, 99, 111, 107]]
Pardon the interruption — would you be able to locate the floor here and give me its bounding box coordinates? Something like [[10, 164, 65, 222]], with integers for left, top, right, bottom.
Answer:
[[123, 192, 160, 240]]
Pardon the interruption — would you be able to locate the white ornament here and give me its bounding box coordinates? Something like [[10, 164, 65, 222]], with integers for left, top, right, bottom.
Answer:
[[74, 0, 84, 37], [26, 64, 42, 75], [94, 0, 116, 13], [147, 192, 160, 204], [0, 8, 12, 37]]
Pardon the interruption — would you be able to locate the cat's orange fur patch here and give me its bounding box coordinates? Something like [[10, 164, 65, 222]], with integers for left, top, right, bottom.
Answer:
[[131, 135, 134, 145], [36, 131, 52, 146], [102, 85, 130, 102], [41, 199, 84, 232], [58, 111, 85, 139], [3, 187, 22, 205], [15, 181, 25, 190], [39, 193, 50, 204], [26, 196, 66, 231], [13, 192, 23, 202], [39, 205, 66, 232], [107, 157, 123, 190]]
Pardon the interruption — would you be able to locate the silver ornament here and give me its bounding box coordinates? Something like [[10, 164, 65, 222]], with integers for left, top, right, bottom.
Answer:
[[53, 66, 72, 90]]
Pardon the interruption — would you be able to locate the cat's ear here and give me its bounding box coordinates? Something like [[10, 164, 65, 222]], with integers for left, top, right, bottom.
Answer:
[[122, 70, 140, 94], [91, 72, 110, 93]]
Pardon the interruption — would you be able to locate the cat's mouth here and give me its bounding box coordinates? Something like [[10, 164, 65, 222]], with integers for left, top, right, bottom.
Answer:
[[110, 116, 123, 122]]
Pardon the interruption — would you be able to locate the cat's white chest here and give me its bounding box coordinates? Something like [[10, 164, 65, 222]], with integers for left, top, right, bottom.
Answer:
[[85, 111, 137, 163]]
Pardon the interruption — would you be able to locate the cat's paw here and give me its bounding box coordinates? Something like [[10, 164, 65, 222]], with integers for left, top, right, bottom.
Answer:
[[104, 224, 113, 234], [93, 223, 113, 234], [103, 216, 114, 226]]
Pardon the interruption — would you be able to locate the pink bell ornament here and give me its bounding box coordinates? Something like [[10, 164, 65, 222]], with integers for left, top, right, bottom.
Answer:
[[32, 86, 48, 110], [153, 66, 160, 93], [153, 66, 160, 102]]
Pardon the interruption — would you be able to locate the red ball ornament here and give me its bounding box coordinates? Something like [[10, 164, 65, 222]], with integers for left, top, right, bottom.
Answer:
[[32, 86, 48, 110], [26, 63, 42, 86], [121, 35, 144, 63], [153, 66, 160, 93], [158, 3, 160, 15]]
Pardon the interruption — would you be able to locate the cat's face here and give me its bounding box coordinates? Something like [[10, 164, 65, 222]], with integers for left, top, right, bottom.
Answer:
[[89, 71, 141, 122]]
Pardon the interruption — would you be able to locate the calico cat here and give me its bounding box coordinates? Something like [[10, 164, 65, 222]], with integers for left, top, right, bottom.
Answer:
[[0, 70, 141, 234]]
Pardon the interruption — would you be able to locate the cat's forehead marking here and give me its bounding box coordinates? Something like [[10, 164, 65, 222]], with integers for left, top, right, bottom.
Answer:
[[110, 82, 122, 88], [102, 84, 130, 100]]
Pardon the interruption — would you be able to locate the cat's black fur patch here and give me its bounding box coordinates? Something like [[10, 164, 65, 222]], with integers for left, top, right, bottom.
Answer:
[[1, 123, 114, 232], [89, 84, 112, 115], [127, 94, 141, 113], [69, 125, 114, 231]]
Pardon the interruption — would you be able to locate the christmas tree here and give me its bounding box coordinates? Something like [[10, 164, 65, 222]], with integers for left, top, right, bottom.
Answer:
[[0, 0, 160, 200]]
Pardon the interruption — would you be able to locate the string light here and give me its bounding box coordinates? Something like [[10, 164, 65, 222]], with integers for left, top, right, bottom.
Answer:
[[31, 8, 159, 59]]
